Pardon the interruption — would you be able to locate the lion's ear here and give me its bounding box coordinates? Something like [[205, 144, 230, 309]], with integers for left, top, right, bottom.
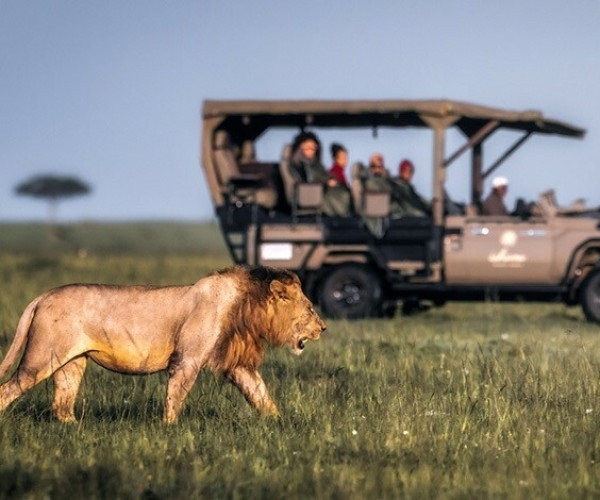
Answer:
[[269, 280, 289, 301]]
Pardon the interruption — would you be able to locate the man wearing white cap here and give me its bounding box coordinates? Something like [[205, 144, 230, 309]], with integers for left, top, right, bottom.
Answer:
[[482, 176, 509, 215]]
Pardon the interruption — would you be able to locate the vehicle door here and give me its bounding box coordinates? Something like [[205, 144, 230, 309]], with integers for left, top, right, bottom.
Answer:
[[444, 215, 555, 284]]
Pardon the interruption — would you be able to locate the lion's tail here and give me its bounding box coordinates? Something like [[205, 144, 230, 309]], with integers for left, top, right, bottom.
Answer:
[[0, 294, 44, 381]]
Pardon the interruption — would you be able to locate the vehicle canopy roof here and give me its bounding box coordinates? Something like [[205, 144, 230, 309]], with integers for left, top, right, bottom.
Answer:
[[202, 99, 585, 143]]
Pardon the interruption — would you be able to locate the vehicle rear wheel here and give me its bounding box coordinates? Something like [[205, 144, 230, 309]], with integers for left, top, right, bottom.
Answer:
[[580, 269, 600, 323], [318, 265, 382, 319]]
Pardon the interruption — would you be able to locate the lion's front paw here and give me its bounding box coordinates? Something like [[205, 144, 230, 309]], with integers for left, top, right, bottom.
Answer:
[[261, 401, 280, 418]]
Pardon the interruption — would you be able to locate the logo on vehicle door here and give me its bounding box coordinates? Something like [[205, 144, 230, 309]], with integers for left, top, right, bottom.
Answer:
[[488, 230, 527, 267]]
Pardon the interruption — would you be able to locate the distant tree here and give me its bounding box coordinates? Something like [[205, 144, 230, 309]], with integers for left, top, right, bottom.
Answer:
[[15, 174, 91, 224]]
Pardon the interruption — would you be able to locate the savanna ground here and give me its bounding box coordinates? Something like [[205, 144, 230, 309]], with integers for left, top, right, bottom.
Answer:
[[1, 222, 600, 498]]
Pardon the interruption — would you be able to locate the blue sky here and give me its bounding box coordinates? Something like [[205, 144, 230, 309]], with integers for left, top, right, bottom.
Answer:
[[1, 0, 599, 221]]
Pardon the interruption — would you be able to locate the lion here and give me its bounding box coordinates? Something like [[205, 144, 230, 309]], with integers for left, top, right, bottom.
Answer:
[[0, 265, 325, 423]]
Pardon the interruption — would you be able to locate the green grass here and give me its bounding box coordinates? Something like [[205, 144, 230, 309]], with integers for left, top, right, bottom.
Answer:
[[1, 224, 600, 498]]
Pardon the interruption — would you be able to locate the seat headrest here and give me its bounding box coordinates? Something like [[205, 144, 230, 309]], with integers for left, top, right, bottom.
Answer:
[[281, 144, 292, 161], [351, 162, 367, 179], [240, 140, 256, 162], [214, 130, 230, 149]]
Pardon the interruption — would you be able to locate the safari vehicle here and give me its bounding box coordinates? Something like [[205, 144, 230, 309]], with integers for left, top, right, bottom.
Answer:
[[201, 99, 600, 321]]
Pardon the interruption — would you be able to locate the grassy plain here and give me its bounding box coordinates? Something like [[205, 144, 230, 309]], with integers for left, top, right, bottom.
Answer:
[[1, 223, 600, 498]]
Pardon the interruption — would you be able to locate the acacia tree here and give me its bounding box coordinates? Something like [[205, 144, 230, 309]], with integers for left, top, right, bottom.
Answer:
[[15, 174, 91, 224]]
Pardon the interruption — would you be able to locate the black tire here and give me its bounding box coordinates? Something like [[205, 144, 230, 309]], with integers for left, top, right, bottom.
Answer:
[[580, 269, 600, 323], [318, 265, 382, 319]]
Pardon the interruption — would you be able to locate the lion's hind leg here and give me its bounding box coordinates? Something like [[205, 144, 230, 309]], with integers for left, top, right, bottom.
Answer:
[[52, 356, 87, 423], [0, 375, 30, 414], [0, 362, 55, 415], [0, 341, 85, 417]]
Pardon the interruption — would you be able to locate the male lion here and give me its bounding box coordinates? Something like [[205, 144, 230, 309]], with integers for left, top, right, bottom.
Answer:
[[0, 265, 325, 423]]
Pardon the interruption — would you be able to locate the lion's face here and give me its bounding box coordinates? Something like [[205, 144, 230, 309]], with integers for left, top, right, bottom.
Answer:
[[268, 280, 326, 354]]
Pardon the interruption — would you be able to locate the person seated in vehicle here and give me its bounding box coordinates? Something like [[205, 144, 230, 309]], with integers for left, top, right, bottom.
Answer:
[[362, 154, 428, 218], [482, 176, 509, 216], [328, 142, 349, 188], [363, 152, 391, 191], [389, 159, 431, 217], [362, 153, 406, 214], [289, 131, 351, 216]]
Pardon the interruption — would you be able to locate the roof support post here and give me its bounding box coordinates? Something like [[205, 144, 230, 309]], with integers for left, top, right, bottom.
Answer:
[[420, 114, 458, 226], [472, 143, 483, 206], [431, 125, 446, 226]]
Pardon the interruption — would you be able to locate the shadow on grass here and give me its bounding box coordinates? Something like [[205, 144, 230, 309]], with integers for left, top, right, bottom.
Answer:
[[5, 383, 244, 425], [7, 395, 165, 424], [0, 460, 155, 499]]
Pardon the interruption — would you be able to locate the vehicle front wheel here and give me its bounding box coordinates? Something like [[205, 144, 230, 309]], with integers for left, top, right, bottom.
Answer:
[[318, 265, 382, 319], [580, 269, 600, 323]]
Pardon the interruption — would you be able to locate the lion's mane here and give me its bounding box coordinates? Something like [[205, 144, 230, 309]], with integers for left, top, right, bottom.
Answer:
[[209, 265, 301, 374]]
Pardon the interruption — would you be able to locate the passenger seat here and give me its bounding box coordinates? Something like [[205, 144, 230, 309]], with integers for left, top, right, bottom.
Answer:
[[212, 130, 277, 209], [279, 144, 323, 219], [350, 162, 390, 218], [350, 162, 390, 237]]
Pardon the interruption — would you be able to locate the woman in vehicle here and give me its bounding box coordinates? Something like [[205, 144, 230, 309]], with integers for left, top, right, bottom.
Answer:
[[328, 142, 349, 187], [289, 132, 351, 216]]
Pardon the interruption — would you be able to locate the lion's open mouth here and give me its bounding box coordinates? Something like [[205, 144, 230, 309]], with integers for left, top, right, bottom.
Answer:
[[297, 339, 305, 350]]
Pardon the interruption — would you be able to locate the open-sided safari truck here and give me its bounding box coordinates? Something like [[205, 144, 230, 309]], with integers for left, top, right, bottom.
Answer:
[[201, 99, 600, 321]]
